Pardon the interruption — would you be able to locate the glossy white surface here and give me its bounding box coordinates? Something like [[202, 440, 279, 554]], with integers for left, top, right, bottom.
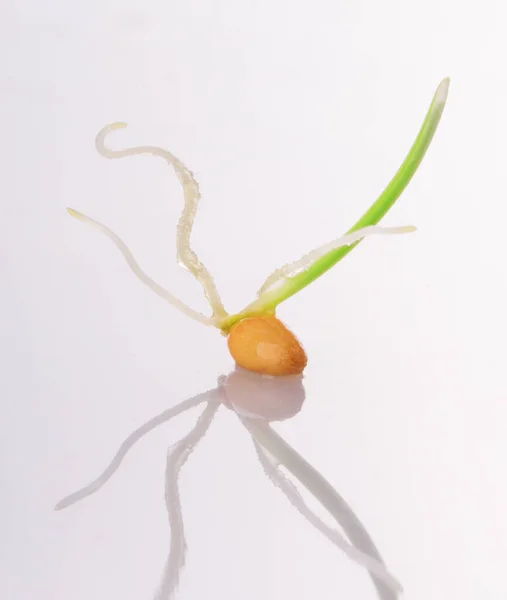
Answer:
[[2, 1, 507, 599]]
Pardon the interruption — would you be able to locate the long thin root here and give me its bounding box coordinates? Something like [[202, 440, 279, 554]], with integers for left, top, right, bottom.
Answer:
[[67, 208, 212, 326], [95, 122, 227, 321], [258, 224, 416, 295]]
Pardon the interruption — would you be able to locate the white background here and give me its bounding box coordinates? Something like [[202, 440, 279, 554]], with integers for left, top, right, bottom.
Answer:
[[2, 1, 507, 599]]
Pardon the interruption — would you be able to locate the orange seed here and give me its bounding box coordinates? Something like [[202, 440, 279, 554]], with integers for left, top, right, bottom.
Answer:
[[227, 315, 307, 376]]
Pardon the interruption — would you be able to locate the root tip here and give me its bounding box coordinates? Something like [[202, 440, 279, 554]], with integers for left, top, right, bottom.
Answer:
[[66, 207, 80, 218]]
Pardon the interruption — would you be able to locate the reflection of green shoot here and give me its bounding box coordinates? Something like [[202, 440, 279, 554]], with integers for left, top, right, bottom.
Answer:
[[220, 78, 450, 331]]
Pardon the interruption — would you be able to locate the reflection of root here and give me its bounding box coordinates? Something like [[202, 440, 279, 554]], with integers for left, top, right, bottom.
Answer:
[[254, 441, 402, 592], [55, 373, 403, 600], [243, 418, 402, 599], [155, 400, 220, 600], [55, 389, 218, 511], [54, 386, 222, 599]]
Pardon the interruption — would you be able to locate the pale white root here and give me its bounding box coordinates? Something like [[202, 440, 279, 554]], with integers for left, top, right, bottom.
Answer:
[[258, 224, 416, 295], [95, 122, 227, 321], [155, 400, 220, 600], [67, 208, 212, 326]]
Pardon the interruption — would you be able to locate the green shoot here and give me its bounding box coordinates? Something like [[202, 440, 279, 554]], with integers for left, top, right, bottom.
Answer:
[[220, 78, 450, 332]]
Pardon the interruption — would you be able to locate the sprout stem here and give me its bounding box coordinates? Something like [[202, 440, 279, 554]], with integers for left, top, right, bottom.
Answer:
[[221, 78, 449, 331]]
